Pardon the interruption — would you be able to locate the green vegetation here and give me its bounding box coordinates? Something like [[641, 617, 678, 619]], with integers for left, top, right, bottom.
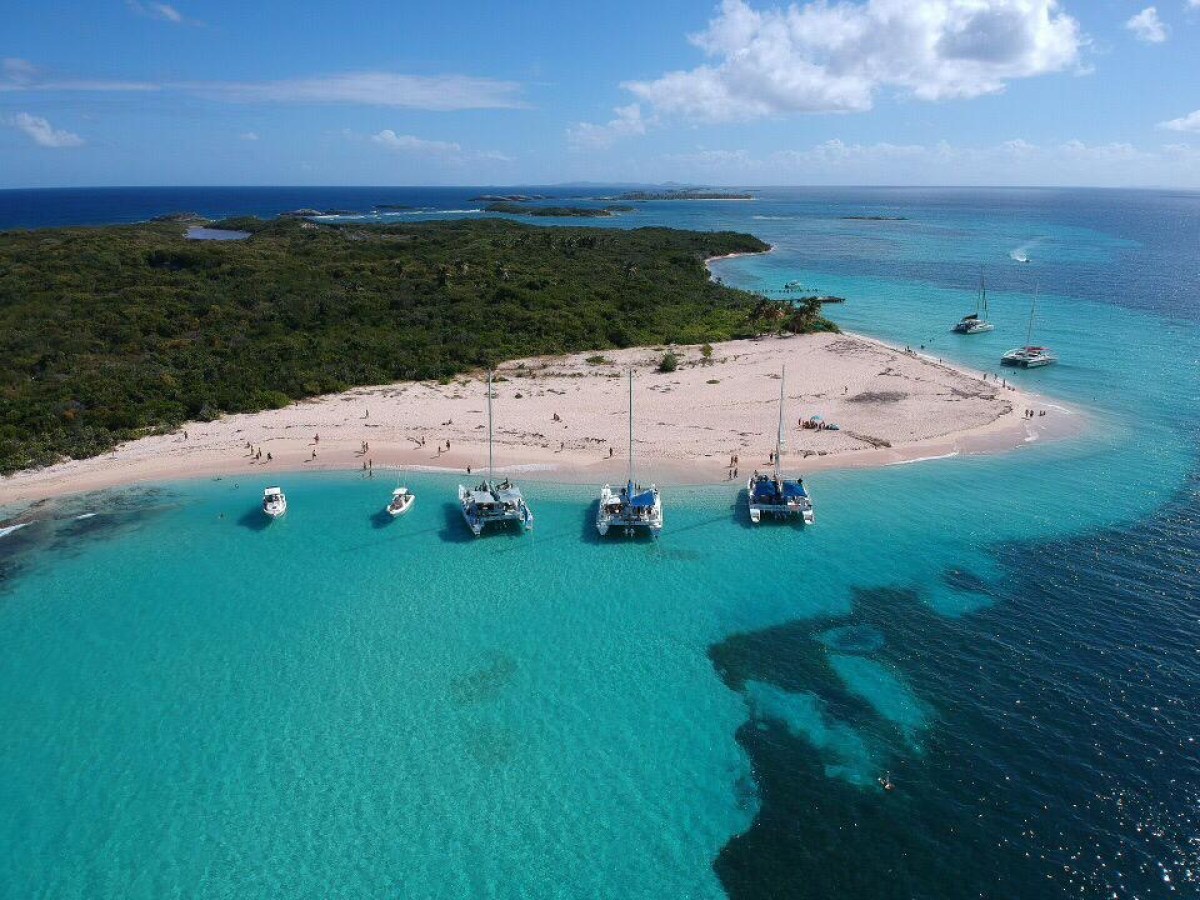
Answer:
[[0, 217, 835, 473], [483, 202, 626, 218], [585, 355, 609, 365], [658, 351, 680, 373]]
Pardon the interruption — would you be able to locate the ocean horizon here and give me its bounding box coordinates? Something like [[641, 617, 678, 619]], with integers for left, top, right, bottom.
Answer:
[[2, 186, 1198, 898]]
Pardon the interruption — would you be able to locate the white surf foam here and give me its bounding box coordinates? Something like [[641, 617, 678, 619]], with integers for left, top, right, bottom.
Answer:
[[888, 451, 959, 466]]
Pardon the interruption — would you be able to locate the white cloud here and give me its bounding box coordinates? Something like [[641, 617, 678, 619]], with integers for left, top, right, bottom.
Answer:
[[625, 137, 1198, 187], [368, 130, 512, 164], [1125, 7, 1167, 43], [615, 0, 1085, 125], [7, 112, 84, 147], [185, 72, 525, 110], [3, 58, 38, 85], [126, 1, 192, 25], [0, 63, 524, 110], [239, 131, 259, 141], [371, 131, 463, 155], [567, 104, 650, 150], [1158, 109, 1200, 133]]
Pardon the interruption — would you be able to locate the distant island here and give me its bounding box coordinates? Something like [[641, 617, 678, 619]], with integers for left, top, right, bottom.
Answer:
[[616, 190, 754, 201], [374, 204, 415, 211], [279, 208, 358, 218], [483, 202, 633, 217], [840, 215, 908, 221], [0, 217, 839, 473], [469, 194, 552, 202]]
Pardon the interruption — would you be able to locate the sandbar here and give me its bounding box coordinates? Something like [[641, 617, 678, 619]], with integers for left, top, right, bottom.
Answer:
[[0, 333, 1080, 506]]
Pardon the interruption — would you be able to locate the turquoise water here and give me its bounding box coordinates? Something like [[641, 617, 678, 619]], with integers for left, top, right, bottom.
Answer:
[[2, 187, 1198, 897]]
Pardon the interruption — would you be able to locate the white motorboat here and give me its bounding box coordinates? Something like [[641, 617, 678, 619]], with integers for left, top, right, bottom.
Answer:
[[951, 269, 994, 334], [262, 486, 287, 519], [597, 370, 662, 537], [387, 486, 415, 516], [747, 365, 814, 525], [458, 372, 534, 536], [1002, 284, 1057, 368]]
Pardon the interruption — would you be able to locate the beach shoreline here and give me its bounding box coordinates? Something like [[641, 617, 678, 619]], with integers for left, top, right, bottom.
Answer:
[[0, 332, 1080, 508]]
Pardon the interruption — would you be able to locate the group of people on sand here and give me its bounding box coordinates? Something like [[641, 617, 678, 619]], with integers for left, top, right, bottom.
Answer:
[[245, 441, 272, 463], [1023, 408, 1046, 419]]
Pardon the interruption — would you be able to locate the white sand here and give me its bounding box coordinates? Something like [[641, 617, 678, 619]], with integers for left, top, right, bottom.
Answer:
[[0, 333, 1078, 505]]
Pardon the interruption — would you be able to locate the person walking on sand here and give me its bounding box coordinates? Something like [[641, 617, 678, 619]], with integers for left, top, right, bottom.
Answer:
[[311, 448, 317, 460], [266, 452, 272, 462]]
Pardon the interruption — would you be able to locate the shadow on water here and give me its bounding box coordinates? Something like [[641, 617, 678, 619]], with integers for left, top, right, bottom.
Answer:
[[579, 500, 604, 545], [369, 508, 395, 530], [236, 507, 271, 532], [437, 501, 476, 544]]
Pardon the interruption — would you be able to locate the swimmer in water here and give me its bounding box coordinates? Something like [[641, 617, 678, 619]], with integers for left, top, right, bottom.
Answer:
[[879, 772, 895, 792]]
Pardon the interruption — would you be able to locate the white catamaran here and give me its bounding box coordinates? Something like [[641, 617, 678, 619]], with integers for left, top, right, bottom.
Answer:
[[1002, 284, 1057, 368], [747, 366, 814, 525], [458, 372, 534, 536], [597, 370, 662, 537], [952, 269, 994, 334]]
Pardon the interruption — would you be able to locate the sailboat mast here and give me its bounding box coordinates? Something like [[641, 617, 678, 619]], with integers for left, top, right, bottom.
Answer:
[[980, 267, 987, 318], [775, 365, 785, 479], [627, 369, 634, 486], [1026, 284, 1038, 347], [487, 370, 494, 482]]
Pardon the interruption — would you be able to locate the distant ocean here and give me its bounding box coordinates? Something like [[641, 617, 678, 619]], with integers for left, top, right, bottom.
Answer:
[[1, 186, 1198, 898]]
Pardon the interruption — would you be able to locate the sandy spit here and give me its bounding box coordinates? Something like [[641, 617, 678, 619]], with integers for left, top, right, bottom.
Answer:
[[0, 332, 1081, 506]]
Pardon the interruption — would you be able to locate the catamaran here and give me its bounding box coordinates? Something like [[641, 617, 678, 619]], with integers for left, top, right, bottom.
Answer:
[[458, 372, 534, 536], [597, 370, 662, 537], [952, 269, 994, 334], [1002, 284, 1057, 368], [747, 366, 814, 525], [262, 486, 287, 519]]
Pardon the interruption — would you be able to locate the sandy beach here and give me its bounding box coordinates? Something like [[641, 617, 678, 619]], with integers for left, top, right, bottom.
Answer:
[[0, 332, 1079, 506]]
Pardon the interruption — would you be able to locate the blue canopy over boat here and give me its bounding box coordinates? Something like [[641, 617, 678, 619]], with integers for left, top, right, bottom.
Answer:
[[629, 489, 657, 509], [783, 481, 808, 499], [751, 481, 779, 502]]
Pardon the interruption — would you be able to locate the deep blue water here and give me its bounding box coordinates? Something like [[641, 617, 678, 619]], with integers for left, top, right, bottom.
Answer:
[[1, 186, 1198, 898]]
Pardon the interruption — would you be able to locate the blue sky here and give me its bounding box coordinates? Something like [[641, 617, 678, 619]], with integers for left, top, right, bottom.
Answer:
[[2, 0, 1200, 188]]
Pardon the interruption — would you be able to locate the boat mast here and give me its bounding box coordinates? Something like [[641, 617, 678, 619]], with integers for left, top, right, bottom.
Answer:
[[980, 267, 987, 318], [775, 365, 785, 480], [487, 370, 494, 482], [627, 369, 634, 488], [1026, 283, 1038, 347]]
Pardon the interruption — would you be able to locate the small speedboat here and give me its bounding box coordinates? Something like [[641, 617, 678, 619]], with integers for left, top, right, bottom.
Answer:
[[262, 486, 287, 519], [387, 486, 415, 516]]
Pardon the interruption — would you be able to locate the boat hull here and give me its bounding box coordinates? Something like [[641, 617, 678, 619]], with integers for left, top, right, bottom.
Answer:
[[597, 484, 662, 537], [387, 495, 414, 517], [458, 484, 533, 536], [747, 476, 814, 525]]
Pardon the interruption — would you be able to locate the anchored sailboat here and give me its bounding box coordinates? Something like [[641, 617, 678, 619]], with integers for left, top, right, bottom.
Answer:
[[747, 365, 814, 525], [458, 371, 534, 536], [952, 268, 994, 334], [597, 370, 662, 537], [1002, 284, 1057, 368]]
